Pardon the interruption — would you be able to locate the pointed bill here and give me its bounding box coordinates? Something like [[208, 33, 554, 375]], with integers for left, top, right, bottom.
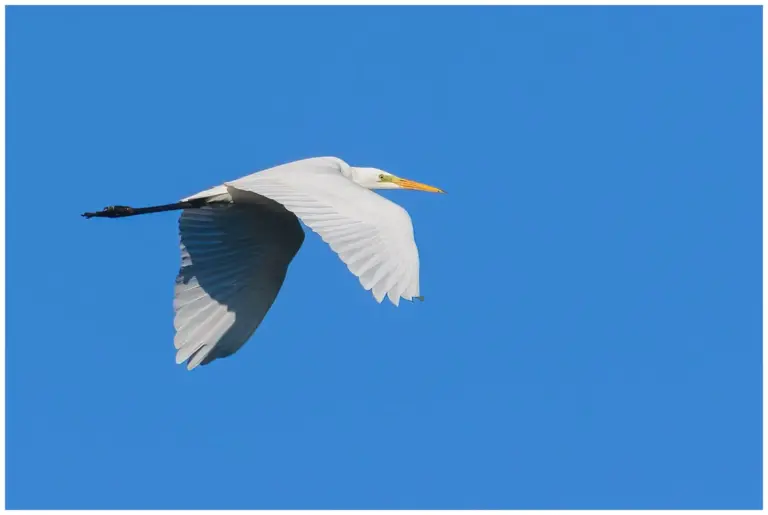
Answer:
[[394, 177, 445, 194]]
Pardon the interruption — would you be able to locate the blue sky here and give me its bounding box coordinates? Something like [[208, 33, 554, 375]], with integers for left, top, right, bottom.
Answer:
[[6, 6, 762, 509]]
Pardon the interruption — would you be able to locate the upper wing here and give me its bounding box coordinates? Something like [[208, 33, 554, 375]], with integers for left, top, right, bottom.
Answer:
[[225, 157, 420, 306], [174, 199, 304, 370]]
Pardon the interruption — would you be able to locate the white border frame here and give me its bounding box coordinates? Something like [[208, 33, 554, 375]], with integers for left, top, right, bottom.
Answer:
[[0, 1, 763, 513]]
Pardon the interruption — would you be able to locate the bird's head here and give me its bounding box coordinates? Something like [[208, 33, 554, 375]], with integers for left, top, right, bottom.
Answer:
[[351, 167, 445, 193]]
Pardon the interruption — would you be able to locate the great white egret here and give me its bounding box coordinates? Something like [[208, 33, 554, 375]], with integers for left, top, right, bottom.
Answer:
[[83, 156, 445, 370]]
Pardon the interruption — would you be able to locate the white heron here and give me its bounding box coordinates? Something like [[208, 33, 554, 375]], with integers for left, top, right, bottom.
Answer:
[[83, 157, 445, 370]]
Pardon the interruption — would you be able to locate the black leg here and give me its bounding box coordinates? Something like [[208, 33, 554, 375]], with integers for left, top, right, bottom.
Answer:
[[82, 200, 207, 219], [82, 206, 138, 219]]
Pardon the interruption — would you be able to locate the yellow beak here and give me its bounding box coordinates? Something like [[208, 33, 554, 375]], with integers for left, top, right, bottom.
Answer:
[[393, 177, 446, 194]]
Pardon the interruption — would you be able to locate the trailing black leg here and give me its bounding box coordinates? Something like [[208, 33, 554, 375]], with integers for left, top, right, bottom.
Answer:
[[82, 199, 207, 219]]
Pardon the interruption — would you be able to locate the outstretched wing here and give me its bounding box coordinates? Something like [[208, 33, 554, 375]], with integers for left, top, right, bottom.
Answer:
[[225, 157, 420, 306], [174, 199, 304, 370]]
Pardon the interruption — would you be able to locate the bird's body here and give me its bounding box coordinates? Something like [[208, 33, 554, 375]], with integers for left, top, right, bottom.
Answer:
[[84, 156, 444, 370]]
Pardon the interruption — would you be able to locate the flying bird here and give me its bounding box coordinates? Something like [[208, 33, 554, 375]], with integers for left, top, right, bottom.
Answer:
[[83, 157, 445, 370]]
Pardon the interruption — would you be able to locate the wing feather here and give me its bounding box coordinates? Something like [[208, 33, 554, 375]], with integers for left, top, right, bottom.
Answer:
[[223, 158, 421, 306], [173, 201, 304, 369]]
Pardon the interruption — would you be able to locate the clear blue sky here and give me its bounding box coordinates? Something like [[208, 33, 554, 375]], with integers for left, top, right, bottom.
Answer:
[[6, 5, 761, 509]]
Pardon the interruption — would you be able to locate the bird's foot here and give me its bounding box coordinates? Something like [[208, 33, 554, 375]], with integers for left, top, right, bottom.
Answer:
[[82, 205, 135, 219]]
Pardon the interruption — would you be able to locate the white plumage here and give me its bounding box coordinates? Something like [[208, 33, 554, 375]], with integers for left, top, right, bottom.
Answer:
[[84, 156, 444, 370], [173, 198, 304, 368]]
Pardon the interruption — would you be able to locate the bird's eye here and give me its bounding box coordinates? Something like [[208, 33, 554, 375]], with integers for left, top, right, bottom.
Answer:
[[378, 174, 385, 180]]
